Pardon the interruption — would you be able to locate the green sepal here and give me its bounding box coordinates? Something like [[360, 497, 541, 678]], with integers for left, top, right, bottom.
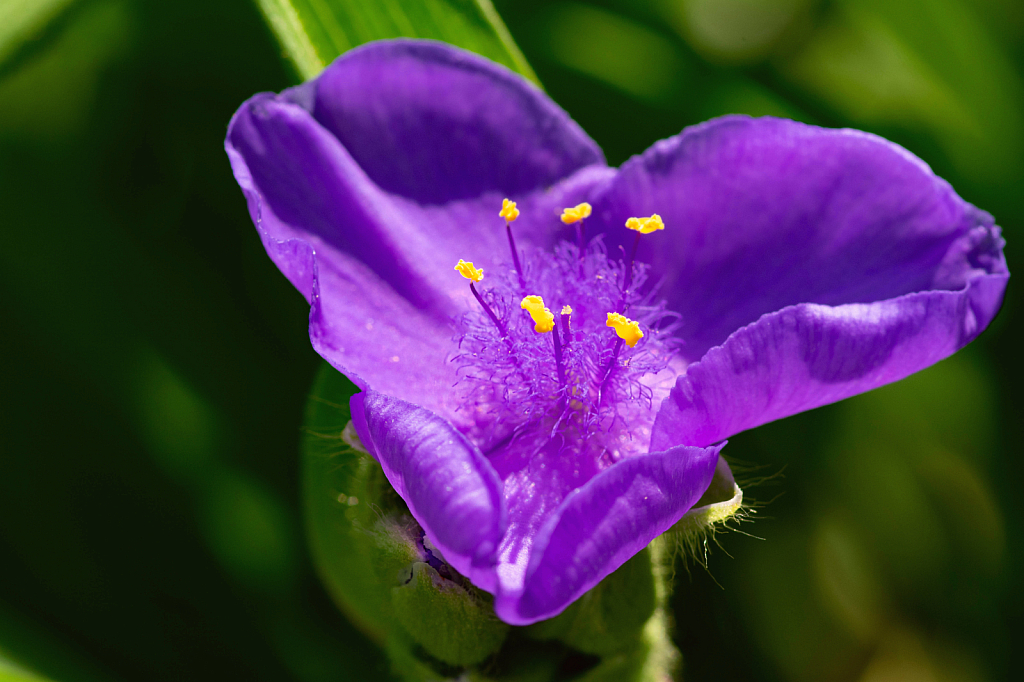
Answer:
[[304, 364, 509, 671], [668, 456, 744, 550], [303, 363, 683, 681], [525, 548, 657, 656], [392, 563, 509, 667]]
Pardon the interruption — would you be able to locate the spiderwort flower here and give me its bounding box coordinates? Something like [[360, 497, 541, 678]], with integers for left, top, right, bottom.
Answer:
[[225, 39, 1008, 625]]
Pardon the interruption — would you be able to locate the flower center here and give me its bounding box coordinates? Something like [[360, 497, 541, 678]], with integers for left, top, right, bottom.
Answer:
[[451, 201, 680, 466]]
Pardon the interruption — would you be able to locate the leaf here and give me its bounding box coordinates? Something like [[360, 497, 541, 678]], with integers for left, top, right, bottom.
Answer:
[[776, 0, 1024, 185], [252, 0, 537, 82], [0, 651, 49, 682], [0, 0, 79, 72]]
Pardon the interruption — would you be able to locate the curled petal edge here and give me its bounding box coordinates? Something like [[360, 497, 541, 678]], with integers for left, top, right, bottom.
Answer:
[[494, 442, 724, 625], [652, 271, 1009, 450], [350, 390, 507, 593]]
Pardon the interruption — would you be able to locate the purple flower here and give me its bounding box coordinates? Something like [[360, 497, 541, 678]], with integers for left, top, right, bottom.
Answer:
[[225, 40, 1008, 625]]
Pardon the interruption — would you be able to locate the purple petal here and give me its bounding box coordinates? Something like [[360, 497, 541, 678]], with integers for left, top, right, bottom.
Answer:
[[297, 39, 605, 205], [493, 443, 723, 625], [225, 41, 611, 413], [651, 276, 1008, 449], [588, 116, 1008, 361], [350, 390, 506, 591]]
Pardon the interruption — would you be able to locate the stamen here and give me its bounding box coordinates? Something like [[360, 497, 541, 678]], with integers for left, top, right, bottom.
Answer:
[[622, 214, 665, 302], [596, 312, 642, 407], [499, 198, 521, 222], [552, 321, 566, 388], [561, 203, 592, 277], [606, 312, 643, 347], [625, 215, 664, 235], [521, 295, 565, 387], [560, 305, 573, 348], [452, 208, 679, 460], [500, 198, 526, 290], [560, 203, 591, 224], [454, 259, 484, 282], [455, 259, 506, 336], [520, 295, 554, 333]]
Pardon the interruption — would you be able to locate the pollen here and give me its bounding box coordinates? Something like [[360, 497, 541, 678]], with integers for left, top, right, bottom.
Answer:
[[454, 259, 484, 282], [561, 305, 573, 315], [625, 214, 664, 234], [606, 312, 643, 347], [560, 203, 592, 224], [521, 295, 555, 333], [500, 198, 520, 222]]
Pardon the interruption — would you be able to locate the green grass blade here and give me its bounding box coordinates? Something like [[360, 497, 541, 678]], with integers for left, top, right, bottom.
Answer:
[[253, 0, 537, 82]]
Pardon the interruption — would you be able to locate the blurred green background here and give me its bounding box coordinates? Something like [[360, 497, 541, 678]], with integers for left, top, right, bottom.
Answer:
[[0, 0, 1019, 680]]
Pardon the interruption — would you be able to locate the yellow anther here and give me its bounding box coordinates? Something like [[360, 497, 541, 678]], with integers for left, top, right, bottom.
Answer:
[[625, 214, 665, 234], [521, 295, 555, 333], [606, 312, 643, 347], [500, 198, 520, 222], [560, 203, 592, 224], [561, 305, 573, 315], [454, 259, 484, 283]]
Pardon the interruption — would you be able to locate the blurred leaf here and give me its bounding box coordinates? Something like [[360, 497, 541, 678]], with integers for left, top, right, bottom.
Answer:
[[659, 0, 818, 65], [253, 0, 536, 82], [0, 604, 112, 682], [776, 0, 1024, 185], [537, 2, 691, 103], [0, 0, 133, 140], [0, 667, 51, 682], [0, 652, 48, 682], [0, 0, 78, 70]]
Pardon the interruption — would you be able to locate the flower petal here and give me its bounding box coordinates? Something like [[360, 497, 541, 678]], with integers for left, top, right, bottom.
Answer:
[[295, 39, 605, 205], [350, 389, 507, 592], [588, 116, 1008, 361], [651, 276, 1008, 450], [225, 41, 612, 412], [493, 443, 723, 625]]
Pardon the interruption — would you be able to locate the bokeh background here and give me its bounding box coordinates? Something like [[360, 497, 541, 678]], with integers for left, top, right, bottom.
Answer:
[[0, 0, 1020, 680]]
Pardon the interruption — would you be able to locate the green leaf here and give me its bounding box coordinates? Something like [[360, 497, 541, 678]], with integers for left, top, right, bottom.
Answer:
[[253, 0, 537, 83], [0, 0, 79, 73], [776, 0, 1024, 185], [0, 651, 50, 682]]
